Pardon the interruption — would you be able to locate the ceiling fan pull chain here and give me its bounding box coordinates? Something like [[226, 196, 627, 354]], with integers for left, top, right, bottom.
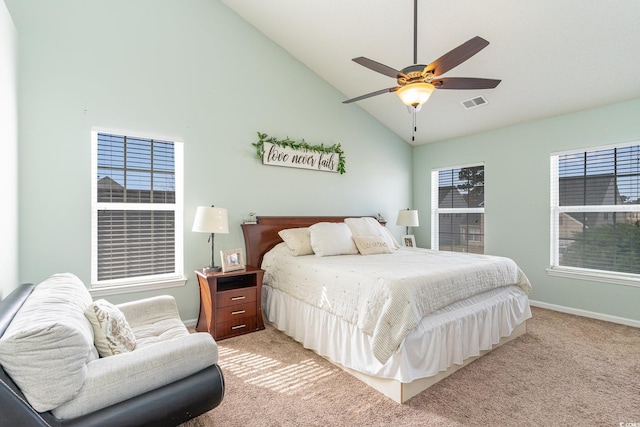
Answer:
[[412, 110, 417, 142]]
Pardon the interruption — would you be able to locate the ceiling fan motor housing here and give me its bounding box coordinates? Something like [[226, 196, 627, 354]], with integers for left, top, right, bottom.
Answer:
[[397, 64, 433, 86]]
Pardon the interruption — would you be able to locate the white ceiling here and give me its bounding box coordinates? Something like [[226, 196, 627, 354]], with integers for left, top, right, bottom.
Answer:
[[220, 0, 640, 145]]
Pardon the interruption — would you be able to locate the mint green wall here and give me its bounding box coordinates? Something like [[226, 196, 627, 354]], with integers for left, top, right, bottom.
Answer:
[[7, 0, 411, 317], [413, 98, 640, 322], [10, 0, 636, 324], [0, 0, 18, 299]]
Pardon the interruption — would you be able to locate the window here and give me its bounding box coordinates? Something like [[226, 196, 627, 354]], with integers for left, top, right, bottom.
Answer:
[[550, 143, 640, 283], [91, 131, 184, 290], [431, 165, 485, 253]]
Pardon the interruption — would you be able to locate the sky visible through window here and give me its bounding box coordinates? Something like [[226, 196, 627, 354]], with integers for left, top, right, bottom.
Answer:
[[97, 133, 175, 192], [558, 145, 640, 204]]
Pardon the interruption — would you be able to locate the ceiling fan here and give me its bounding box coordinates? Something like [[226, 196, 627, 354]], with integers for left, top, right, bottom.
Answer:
[[343, 0, 501, 112]]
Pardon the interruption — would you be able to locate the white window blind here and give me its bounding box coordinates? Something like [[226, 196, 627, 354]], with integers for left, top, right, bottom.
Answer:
[[550, 143, 640, 277], [431, 164, 485, 253], [91, 131, 184, 287]]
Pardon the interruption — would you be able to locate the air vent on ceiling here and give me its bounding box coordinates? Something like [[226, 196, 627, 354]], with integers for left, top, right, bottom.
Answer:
[[461, 96, 488, 110]]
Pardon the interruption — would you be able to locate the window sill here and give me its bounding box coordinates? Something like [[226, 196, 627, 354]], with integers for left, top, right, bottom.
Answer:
[[546, 267, 640, 288], [90, 276, 188, 298]]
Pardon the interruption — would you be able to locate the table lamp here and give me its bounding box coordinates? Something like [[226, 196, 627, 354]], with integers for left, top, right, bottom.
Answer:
[[396, 209, 419, 235], [192, 206, 229, 272]]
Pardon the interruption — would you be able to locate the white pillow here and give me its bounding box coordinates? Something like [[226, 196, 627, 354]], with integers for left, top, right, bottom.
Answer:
[[85, 299, 137, 357], [381, 226, 401, 249], [352, 235, 392, 255], [278, 227, 313, 256], [308, 222, 359, 257], [344, 217, 398, 250]]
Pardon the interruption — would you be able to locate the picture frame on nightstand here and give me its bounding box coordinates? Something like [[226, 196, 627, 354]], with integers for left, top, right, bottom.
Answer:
[[220, 248, 245, 272], [401, 235, 416, 248]]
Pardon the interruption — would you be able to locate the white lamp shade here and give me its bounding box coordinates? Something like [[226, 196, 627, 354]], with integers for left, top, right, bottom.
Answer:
[[396, 209, 419, 227], [192, 206, 229, 234]]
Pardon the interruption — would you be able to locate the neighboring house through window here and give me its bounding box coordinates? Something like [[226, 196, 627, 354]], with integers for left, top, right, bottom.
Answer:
[[91, 131, 184, 292], [550, 143, 640, 285], [431, 164, 485, 253]]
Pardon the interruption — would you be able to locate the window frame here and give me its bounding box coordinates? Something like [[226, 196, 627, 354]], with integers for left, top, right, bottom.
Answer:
[[90, 129, 185, 295], [549, 141, 640, 288], [431, 163, 485, 253]]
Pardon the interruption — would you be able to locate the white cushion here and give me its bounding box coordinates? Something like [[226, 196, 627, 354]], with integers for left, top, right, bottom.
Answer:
[[116, 295, 190, 348], [308, 222, 359, 257], [85, 299, 137, 357], [352, 235, 392, 255], [344, 217, 398, 250], [0, 273, 95, 412], [278, 227, 313, 256], [53, 333, 218, 419]]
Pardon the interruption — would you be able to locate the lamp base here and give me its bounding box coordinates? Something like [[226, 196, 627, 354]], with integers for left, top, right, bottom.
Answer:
[[203, 265, 222, 273]]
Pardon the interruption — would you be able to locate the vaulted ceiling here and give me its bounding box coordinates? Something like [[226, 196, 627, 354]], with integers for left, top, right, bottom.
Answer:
[[220, 0, 640, 145]]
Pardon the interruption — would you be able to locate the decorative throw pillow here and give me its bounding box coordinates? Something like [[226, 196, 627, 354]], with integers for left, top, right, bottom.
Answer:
[[84, 299, 136, 357], [352, 235, 392, 255], [308, 222, 359, 257], [344, 217, 398, 250], [278, 227, 314, 256]]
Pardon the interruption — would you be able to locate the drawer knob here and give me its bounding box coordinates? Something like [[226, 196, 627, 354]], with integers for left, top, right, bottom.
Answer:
[[230, 296, 246, 301], [231, 324, 246, 330], [231, 310, 246, 315]]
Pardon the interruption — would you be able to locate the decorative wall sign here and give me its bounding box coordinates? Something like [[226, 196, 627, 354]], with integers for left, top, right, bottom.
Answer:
[[252, 132, 346, 174]]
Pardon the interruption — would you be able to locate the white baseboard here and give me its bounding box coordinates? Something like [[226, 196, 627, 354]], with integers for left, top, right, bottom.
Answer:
[[529, 300, 640, 328]]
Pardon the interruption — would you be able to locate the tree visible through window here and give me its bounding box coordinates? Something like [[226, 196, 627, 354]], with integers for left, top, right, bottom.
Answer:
[[551, 144, 640, 275], [91, 131, 183, 286], [431, 165, 485, 253]]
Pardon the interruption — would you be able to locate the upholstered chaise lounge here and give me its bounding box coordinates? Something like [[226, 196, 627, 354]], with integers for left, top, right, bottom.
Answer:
[[0, 273, 224, 427]]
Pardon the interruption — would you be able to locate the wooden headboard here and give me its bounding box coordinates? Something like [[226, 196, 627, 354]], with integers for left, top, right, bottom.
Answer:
[[241, 215, 384, 268]]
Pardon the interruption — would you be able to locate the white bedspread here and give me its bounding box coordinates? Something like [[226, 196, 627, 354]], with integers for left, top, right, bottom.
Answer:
[[262, 244, 531, 364]]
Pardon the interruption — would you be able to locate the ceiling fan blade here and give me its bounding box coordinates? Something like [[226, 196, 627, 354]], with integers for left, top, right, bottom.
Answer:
[[352, 57, 401, 79], [342, 87, 399, 104], [425, 36, 490, 76], [432, 77, 501, 90]]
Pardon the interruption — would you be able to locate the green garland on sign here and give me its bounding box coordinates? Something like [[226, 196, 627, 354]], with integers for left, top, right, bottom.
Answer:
[[252, 132, 346, 174]]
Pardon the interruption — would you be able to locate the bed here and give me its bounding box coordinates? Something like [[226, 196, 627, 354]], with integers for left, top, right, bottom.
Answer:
[[241, 215, 532, 403]]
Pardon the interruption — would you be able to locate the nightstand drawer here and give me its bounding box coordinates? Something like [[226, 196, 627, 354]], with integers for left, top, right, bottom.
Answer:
[[216, 287, 256, 308], [216, 317, 257, 338], [217, 302, 257, 322], [195, 266, 265, 340]]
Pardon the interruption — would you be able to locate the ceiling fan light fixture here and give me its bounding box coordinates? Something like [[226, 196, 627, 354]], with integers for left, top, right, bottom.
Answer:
[[396, 83, 435, 108]]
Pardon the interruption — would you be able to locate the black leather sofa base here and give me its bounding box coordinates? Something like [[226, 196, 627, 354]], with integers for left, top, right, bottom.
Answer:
[[0, 283, 225, 427]]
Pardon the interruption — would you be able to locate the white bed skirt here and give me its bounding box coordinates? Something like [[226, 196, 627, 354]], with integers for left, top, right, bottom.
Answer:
[[263, 284, 531, 383]]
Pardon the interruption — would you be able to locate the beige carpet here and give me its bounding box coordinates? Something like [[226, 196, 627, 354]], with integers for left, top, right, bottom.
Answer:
[[183, 307, 639, 426]]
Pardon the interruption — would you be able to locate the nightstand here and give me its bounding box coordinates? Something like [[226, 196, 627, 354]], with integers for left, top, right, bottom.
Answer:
[[195, 266, 265, 340]]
